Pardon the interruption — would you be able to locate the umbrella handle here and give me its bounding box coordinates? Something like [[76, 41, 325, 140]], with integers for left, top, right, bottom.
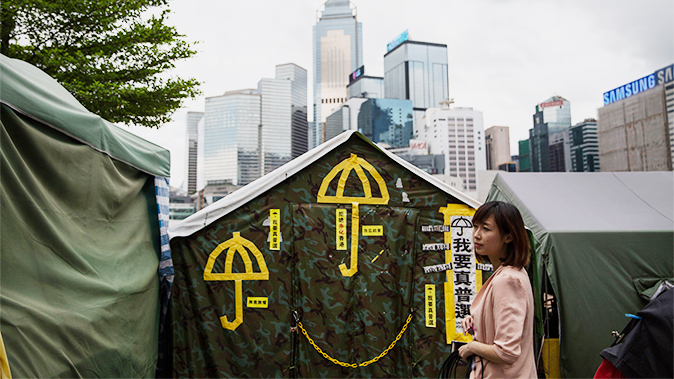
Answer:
[[220, 280, 244, 330], [339, 203, 360, 277]]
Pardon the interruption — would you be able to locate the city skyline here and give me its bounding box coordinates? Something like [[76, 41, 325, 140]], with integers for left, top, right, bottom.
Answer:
[[125, 0, 673, 187]]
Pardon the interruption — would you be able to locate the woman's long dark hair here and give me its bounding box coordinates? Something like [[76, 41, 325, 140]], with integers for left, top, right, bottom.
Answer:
[[473, 201, 530, 269]]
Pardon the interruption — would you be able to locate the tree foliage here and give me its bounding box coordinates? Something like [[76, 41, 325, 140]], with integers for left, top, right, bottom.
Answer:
[[0, 0, 200, 128]]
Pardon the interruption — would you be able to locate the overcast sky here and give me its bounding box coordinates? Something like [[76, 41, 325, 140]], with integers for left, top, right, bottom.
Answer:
[[126, 0, 674, 188]]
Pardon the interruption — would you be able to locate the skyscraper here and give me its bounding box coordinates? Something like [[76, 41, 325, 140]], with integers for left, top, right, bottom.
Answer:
[[201, 64, 307, 187], [383, 39, 449, 125], [275, 63, 308, 159], [312, 0, 362, 148], [597, 64, 673, 171], [259, 63, 308, 174], [570, 119, 600, 172], [417, 106, 486, 191], [357, 98, 414, 148], [184, 111, 203, 194], [529, 96, 571, 172], [202, 89, 261, 186]]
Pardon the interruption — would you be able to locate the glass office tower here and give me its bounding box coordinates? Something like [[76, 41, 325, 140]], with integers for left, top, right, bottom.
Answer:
[[383, 40, 449, 125], [202, 89, 261, 186], [357, 98, 414, 148], [259, 63, 308, 174], [312, 0, 362, 148], [529, 96, 571, 172], [202, 64, 307, 186], [275, 64, 308, 159], [184, 111, 203, 194]]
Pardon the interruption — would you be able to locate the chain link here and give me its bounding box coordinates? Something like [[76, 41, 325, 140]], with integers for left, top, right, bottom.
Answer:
[[297, 313, 413, 368]]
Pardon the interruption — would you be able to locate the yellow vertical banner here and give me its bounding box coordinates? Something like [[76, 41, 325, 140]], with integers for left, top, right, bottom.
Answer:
[[439, 204, 477, 344], [269, 209, 280, 250], [336, 208, 347, 250], [425, 284, 436, 328]]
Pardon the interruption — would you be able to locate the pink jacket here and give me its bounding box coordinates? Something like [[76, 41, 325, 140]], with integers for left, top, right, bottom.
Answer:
[[470, 265, 537, 378]]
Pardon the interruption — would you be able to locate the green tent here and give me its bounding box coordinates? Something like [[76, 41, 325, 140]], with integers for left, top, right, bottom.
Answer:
[[165, 131, 494, 378], [486, 172, 673, 378], [0, 54, 171, 377]]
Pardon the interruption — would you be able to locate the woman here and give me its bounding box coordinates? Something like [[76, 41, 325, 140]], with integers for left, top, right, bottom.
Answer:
[[458, 201, 537, 378]]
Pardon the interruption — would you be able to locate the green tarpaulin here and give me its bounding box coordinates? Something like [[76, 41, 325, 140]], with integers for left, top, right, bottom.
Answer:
[[1, 54, 170, 377], [486, 172, 673, 378]]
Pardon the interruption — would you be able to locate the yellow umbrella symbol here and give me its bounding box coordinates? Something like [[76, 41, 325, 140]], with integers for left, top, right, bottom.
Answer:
[[317, 154, 390, 277], [203, 232, 269, 330]]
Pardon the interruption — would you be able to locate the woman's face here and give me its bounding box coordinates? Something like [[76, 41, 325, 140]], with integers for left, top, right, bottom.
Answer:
[[473, 215, 511, 264]]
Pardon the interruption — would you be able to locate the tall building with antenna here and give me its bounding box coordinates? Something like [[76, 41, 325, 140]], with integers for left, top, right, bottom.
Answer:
[[312, 0, 362, 148]]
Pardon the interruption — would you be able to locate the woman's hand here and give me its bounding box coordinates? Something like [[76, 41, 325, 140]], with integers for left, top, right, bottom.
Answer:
[[461, 315, 474, 335], [458, 342, 473, 359]]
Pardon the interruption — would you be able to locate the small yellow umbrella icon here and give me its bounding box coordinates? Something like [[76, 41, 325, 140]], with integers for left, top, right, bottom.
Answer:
[[203, 232, 269, 330], [317, 154, 390, 277]]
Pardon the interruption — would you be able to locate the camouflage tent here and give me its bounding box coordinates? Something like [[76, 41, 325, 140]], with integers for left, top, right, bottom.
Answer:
[[165, 131, 487, 378]]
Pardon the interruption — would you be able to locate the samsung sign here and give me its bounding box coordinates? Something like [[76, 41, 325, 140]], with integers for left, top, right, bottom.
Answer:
[[349, 65, 364, 84], [603, 63, 674, 105]]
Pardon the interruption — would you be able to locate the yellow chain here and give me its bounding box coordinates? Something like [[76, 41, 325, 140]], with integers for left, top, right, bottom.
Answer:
[[297, 313, 413, 368]]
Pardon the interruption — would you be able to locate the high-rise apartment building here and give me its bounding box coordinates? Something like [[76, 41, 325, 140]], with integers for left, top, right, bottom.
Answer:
[[383, 39, 449, 126], [312, 0, 362, 148], [417, 107, 486, 191], [569, 119, 600, 172], [598, 64, 673, 171], [201, 64, 307, 186], [484, 126, 511, 170], [529, 96, 571, 172], [184, 111, 203, 194]]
